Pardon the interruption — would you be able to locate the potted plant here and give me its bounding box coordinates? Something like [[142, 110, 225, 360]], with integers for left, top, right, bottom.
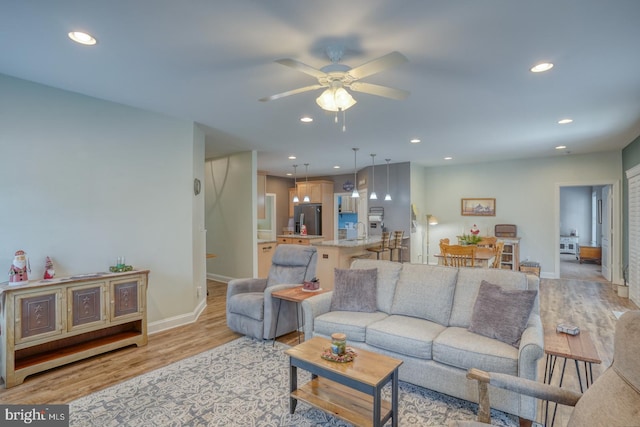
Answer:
[[459, 234, 482, 245]]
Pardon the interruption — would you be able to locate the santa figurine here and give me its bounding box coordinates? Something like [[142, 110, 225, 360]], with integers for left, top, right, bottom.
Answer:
[[44, 256, 55, 279], [470, 224, 480, 235], [8, 250, 30, 285]]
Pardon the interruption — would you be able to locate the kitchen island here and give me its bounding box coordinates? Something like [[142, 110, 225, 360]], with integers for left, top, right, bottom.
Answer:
[[311, 237, 382, 290], [277, 234, 324, 246]]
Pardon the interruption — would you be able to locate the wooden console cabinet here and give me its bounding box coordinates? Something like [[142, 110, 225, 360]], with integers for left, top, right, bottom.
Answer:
[[0, 270, 148, 388]]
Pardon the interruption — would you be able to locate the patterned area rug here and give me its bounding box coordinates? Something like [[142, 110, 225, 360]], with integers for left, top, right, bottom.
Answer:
[[69, 337, 518, 426]]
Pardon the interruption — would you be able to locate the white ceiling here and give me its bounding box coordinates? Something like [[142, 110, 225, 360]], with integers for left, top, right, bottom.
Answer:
[[3, 1, 640, 177]]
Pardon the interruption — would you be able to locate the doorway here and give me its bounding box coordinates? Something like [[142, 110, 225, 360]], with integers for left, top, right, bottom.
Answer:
[[557, 183, 615, 282]]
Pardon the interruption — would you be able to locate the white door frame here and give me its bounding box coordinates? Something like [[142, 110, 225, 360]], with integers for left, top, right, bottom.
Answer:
[[554, 180, 620, 284]]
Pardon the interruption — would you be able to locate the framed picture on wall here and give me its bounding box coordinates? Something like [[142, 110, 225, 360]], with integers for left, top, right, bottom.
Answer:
[[461, 198, 496, 216]]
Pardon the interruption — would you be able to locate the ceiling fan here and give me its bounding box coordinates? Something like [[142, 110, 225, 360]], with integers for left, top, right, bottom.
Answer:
[[259, 46, 409, 112]]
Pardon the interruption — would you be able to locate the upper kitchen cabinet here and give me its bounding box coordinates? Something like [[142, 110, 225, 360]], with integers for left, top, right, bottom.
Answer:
[[288, 187, 298, 217], [257, 171, 266, 219]]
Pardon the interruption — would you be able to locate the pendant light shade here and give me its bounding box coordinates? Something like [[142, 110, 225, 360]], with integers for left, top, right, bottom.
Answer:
[[369, 154, 377, 200], [292, 164, 299, 203], [303, 163, 310, 203], [351, 148, 360, 198], [384, 159, 392, 201]]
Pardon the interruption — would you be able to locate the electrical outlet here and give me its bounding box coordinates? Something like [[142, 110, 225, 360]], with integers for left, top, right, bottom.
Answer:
[[196, 286, 202, 298]]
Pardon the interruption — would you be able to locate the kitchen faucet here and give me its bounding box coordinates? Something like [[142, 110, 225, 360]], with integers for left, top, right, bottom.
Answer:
[[356, 221, 368, 239]]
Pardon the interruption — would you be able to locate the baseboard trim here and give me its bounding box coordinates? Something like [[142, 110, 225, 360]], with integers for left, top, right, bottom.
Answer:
[[207, 272, 233, 283], [148, 297, 207, 335]]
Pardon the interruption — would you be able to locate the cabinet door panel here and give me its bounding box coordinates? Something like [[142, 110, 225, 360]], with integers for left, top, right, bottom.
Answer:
[[16, 290, 62, 343], [111, 280, 141, 320], [68, 284, 106, 331]]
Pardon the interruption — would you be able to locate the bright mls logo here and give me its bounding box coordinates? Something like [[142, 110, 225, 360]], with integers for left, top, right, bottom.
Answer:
[[1, 405, 68, 426]]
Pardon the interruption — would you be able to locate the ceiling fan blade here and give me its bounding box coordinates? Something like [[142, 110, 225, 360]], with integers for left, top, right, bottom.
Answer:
[[259, 84, 325, 102], [275, 58, 327, 79], [349, 82, 409, 100], [347, 51, 408, 80]]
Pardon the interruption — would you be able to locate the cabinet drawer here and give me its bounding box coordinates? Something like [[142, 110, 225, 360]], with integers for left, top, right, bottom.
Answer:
[[278, 237, 292, 244], [15, 289, 63, 344]]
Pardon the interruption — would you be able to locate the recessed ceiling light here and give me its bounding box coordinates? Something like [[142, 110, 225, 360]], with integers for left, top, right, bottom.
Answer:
[[558, 118, 573, 124], [300, 116, 313, 123], [410, 138, 421, 144], [68, 31, 97, 46], [444, 156, 453, 160], [333, 165, 340, 169], [530, 62, 553, 73], [288, 155, 296, 160], [555, 145, 567, 150]]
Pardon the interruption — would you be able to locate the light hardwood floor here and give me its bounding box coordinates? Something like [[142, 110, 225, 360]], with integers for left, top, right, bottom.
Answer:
[[0, 274, 636, 427]]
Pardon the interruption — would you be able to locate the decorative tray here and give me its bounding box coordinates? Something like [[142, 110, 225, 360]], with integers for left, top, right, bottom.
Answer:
[[321, 347, 358, 363], [301, 287, 323, 292], [109, 265, 134, 273]]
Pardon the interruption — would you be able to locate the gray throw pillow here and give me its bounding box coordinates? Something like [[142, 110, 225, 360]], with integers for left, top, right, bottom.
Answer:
[[330, 268, 378, 313], [468, 280, 537, 348]]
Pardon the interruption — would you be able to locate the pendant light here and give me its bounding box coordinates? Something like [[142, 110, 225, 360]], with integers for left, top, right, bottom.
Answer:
[[351, 148, 360, 198], [369, 154, 377, 200], [384, 159, 392, 201], [303, 163, 310, 202], [292, 164, 299, 203]]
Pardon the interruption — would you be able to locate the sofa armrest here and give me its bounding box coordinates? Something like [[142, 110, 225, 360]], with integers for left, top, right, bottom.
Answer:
[[301, 291, 333, 340], [517, 313, 544, 380], [227, 278, 267, 299]]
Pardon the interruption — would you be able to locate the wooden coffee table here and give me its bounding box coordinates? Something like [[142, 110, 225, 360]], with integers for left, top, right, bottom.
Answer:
[[285, 336, 403, 427]]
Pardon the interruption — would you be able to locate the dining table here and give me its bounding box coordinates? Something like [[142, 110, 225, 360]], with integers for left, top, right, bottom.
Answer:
[[434, 246, 496, 268]]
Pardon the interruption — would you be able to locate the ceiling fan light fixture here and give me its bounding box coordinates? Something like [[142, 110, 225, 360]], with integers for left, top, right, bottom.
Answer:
[[316, 86, 357, 112]]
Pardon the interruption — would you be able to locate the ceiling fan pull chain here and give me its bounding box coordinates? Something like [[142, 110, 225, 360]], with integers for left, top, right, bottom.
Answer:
[[342, 108, 347, 132]]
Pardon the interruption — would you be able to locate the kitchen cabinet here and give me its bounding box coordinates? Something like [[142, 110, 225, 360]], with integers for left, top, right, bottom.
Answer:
[[498, 238, 520, 271], [339, 195, 358, 213], [0, 270, 148, 388], [258, 242, 276, 277], [277, 236, 323, 246], [288, 188, 298, 217]]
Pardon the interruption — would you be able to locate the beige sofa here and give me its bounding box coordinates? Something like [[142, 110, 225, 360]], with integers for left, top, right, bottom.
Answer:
[[302, 259, 544, 420]]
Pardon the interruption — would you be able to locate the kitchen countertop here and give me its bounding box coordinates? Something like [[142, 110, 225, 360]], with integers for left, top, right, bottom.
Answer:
[[257, 239, 277, 244], [313, 237, 382, 247]]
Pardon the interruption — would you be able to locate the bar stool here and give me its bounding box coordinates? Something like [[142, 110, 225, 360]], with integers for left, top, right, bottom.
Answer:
[[389, 230, 407, 263], [366, 231, 391, 260]]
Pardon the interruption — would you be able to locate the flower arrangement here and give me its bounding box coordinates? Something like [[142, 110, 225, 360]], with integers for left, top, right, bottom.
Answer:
[[459, 234, 483, 245]]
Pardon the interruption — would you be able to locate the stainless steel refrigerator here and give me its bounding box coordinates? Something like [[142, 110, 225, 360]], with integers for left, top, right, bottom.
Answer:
[[294, 204, 322, 236]]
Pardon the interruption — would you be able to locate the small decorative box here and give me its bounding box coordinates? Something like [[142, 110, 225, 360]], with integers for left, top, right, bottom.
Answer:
[[556, 323, 580, 335]]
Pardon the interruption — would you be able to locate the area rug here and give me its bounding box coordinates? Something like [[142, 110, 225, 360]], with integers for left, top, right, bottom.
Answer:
[[69, 337, 518, 426]]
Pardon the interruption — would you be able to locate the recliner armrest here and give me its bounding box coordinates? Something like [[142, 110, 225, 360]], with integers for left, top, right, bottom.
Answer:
[[226, 277, 267, 298]]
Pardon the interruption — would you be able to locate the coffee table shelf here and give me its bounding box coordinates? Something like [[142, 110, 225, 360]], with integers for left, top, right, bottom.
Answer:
[[292, 377, 393, 427], [285, 336, 402, 427]]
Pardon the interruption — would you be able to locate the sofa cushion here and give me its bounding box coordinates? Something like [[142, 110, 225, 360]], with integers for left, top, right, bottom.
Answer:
[[468, 280, 537, 347], [433, 327, 519, 375], [330, 268, 378, 312], [227, 293, 264, 321], [366, 315, 446, 360], [351, 259, 402, 314], [313, 311, 388, 342], [390, 264, 458, 326], [449, 268, 530, 328]]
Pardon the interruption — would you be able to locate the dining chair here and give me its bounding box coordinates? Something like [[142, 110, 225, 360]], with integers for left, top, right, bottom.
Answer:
[[476, 236, 497, 249], [389, 230, 407, 263], [491, 241, 505, 268], [440, 244, 476, 267], [366, 231, 391, 260]]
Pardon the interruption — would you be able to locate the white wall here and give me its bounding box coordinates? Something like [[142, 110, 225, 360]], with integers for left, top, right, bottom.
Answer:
[[205, 151, 256, 281], [0, 74, 205, 330], [417, 152, 622, 278], [560, 186, 593, 245]]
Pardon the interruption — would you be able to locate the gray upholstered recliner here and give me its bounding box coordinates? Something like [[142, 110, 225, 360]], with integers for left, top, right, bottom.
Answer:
[[452, 310, 640, 427], [226, 244, 317, 340]]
